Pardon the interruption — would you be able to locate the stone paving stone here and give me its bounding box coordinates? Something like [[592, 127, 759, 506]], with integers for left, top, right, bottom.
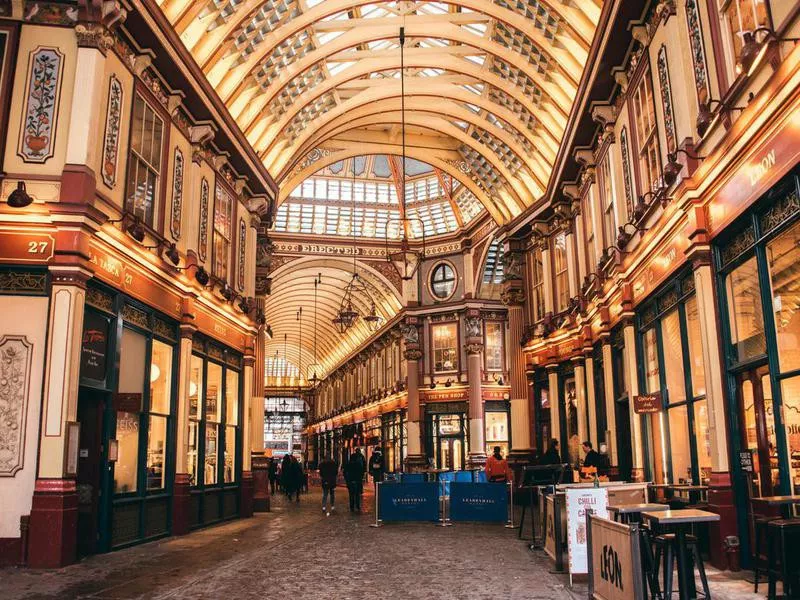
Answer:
[[0, 488, 766, 600]]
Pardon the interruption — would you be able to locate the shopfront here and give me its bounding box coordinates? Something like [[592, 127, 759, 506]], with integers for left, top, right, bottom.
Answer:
[[425, 401, 469, 470], [531, 369, 550, 456], [715, 167, 800, 549], [636, 270, 712, 487], [78, 284, 178, 553], [484, 400, 510, 457], [381, 410, 406, 473], [187, 335, 243, 529]]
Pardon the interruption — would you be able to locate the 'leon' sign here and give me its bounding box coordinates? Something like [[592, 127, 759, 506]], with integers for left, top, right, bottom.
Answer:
[[588, 513, 642, 600]]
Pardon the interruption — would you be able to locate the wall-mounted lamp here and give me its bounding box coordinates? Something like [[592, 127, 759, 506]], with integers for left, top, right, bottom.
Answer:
[[581, 272, 604, 297], [663, 149, 705, 188], [737, 27, 800, 78], [616, 222, 648, 249], [444, 378, 453, 387], [429, 381, 437, 389], [176, 262, 210, 286], [7, 181, 33, 208], [696, 100, 748, 138]]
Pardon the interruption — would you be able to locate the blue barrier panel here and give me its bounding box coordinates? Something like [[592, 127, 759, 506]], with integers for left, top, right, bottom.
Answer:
[[449, 482, 508, 522], [474, 470, 487, 483], [399, 473, 424, 483], [438, 471, 455, 496], [454, 471, 473, 483], [378, 482, 440, 522]]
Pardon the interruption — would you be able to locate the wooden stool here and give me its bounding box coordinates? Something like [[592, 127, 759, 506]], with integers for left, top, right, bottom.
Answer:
[[767, 519, 800, 600], [755, 516, 780, 593], [652, 533, 710, 599]]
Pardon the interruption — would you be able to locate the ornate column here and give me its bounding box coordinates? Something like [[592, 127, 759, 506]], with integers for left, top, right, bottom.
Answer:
[[172, 301, 196, 536], [573, 357, 588, 448], [621, 317, 645, 481], [403, 317, 426, 471], [28, 264, 90, 568], [547, 365, 561, 457], [252, 225, 270, 511], [240, 347, 255, 518], [687, 207, 733, 569], [584, 349, 599, 449], [601, 341, 618, 465], [465, 311, 486, 467], [502, 240, 534, 465]]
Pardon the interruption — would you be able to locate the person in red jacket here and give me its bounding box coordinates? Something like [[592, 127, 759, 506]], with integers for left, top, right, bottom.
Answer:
[[485, 446, 513, 482]]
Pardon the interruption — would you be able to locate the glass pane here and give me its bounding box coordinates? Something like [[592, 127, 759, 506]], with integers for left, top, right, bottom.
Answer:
[[114, 411, 139, 493], [484, 412, 509, 457], [119, 327, 147, 395], [685, 297, 707, 397], [224, 426, 237, 483], [644, 328, 660, 393], [146, 415, 167, 490], [763, 375, 779, 492], [206, 362, 222, 422], [725, 257, 766, 362], [130, 95, 144, 154], [766, 221, 800, 373], [205, 422, 218, 485], [693, 398, 713, 483], [780, 375, 800, 493], [149, 340, 172, 415], [662, 310, 687, 404], [188, 419, 199, 486], [485, 322, 503, 370], [668, 404, 692, 484], [226, 369, 239, 426], [432, 323, 458, 372], [189, 355, 203, 419]]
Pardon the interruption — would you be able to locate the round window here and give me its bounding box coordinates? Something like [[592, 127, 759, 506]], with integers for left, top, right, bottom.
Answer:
[[430, 263, 456, 299]]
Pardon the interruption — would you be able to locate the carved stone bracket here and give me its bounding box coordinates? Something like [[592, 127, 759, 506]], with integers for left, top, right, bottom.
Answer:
[[465, 343, 484, 355]]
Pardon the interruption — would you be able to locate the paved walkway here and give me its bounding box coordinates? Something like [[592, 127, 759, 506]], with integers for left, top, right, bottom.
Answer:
[[3, 487, 762, 600]]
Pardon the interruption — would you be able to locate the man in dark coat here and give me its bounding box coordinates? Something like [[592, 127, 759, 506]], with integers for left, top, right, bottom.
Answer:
[[268, 458, 278, 495], [368, 447, 385, 483], [319, 455, 338, 515], [344, 449, 366, 512], [539, 439, 561, 465]]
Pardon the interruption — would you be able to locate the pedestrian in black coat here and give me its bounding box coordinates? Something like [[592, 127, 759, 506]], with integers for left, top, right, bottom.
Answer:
[[343, 449, 366, 512]]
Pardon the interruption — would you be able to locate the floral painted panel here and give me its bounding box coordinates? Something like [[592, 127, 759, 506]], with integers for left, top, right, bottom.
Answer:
[[0, 336, 33, 476], [237, 217, 246, 291], [170, 148, 184, 240], [101, 75, 124, 188], [619, 127, 634, 218], [657, 45, 677, 153], [18, 47, 65, 163], [198, 177, 209, 261], [685, 0, 710, 105]]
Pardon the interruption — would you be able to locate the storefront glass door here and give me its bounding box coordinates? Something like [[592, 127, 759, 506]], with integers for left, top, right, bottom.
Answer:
[[736, 366, 779, 498], [428, 412, 467, 470]]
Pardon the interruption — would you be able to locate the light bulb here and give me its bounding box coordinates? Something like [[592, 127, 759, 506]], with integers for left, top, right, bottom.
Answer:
[[150, 364, 161, 383]]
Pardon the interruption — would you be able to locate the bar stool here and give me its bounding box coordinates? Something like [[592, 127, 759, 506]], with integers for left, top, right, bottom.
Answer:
[[638, 525, 662, 600], [652, 533, 710, 599], [755, 515, 780, 593], [767, 519, 800, 600]]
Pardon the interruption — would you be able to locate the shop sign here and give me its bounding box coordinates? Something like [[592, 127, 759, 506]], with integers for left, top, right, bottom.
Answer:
[[80, 310, 109, 380], [481, 388, 509, 401], [739, 450, 754, 473], [113, 392, 141, 413], [566, 487, 609, 574], [421, 388, 468, 402], [193, 306, 247, 351], [633, 393, 662, 414], [588, 515, 640, 600], [449, 482, 508, 522], [545, 494, 557, 559], [0, 231, 55, 263]]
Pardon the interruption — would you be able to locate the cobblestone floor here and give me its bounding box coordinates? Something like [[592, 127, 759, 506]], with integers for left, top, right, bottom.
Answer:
[[2, 487, 764, 600]]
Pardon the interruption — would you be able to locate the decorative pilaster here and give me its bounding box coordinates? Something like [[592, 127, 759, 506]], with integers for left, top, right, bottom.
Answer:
[[601, 342, 618, 465], [402, 317, 426, 471], [584, 351, 599, 449], [573, 357, 588, 450], [547, 366, 561, 459], [172, 309, 196, 536], [465, 311, 486, 468], [240, 349, 255, 518], [622, 320, 645, 481]]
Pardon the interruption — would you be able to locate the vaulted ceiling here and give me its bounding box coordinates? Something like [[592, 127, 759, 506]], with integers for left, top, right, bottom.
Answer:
[[157, 0, 601, 223]]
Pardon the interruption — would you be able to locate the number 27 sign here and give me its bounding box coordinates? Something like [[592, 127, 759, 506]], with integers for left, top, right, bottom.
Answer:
[[0, 231, 55, 263]]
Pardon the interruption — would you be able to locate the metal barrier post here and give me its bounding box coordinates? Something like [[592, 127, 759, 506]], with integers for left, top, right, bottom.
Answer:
[[439, 478, 452, 527], [505, 481, 515, 528], [369, 481, 382, 528]]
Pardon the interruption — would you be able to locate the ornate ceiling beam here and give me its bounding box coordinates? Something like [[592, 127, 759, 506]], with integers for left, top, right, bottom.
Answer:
[[435, 168, 464, 228]]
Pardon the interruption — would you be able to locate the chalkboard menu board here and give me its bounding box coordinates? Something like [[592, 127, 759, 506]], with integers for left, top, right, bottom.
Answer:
[[81, 310, 110, 381]]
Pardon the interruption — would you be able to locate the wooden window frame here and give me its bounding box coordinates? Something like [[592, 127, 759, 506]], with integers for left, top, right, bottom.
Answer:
[[483, 319, 506, 373], [597, 149, 617, 250], [0, 24, 19, 172], [629, 60, 662, 196], [430, 320, 460, 374], [530, 245, 545, 322], [212, 177, 235, 283], [552, 231, 569, 313]]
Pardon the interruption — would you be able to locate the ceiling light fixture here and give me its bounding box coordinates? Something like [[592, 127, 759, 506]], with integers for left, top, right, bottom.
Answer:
[[385, 26, 425, 281], [308, 273, 322, 387]]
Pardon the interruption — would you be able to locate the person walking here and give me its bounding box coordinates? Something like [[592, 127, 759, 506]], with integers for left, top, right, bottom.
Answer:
[[280, 454, 293, 498], [539, 438, 561, 465], [289, 456, 303, 503], [319, 455, 338, 516], [368, 446, 385, 483], [268, 457, 278, 495], [485, 446, 512, 483], [344, 449, 366, 513]]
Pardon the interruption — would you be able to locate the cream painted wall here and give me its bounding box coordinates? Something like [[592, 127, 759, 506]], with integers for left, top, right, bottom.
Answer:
[[0, 296, 49, 539], [3, 25, 77, 178]]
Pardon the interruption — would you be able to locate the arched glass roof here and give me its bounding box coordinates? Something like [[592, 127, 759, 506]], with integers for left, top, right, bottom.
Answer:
[[272, 154, 484, 238]]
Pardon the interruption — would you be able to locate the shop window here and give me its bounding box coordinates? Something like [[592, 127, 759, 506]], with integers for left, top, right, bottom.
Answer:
[[225, 370, 239, 483], [582, 192, 597, 271], [721, 0, 770, 70], [485, 321, 504, 371], [147, 340, 173, 490], [598, 153, 616, 249], [632, 64, 662, 194], [531, 246, 545, 321], [685, 297, 707, 397], [484, 411, 509, 457], [432, 322, 458, 372], [767, 220, 800, 372], [662, 310, 687, 404], [725, 256, 766, 362], [431, 262, 456, 299], [565, 378, 580, 467], [188, 355, 203, 486], [213, 182, 233, 281], [125, 93, 164, 227], [553, 231, 569, 312], [114, 328, 147, 494], [205, 362, 222, 485]]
